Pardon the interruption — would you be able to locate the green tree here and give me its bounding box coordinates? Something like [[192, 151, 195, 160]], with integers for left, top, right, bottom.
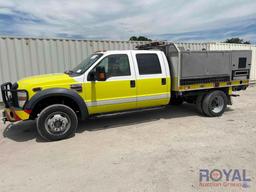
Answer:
[[129, 36, 138, 41], [224, 38, 251, 44], [129, 36, 152, 41]]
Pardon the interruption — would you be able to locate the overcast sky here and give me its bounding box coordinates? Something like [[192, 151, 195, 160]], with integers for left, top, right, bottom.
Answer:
[[0, 0, 255, 42]]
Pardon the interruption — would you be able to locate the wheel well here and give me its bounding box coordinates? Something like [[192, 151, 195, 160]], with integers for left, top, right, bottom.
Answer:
[[181, 88, 230, 104], [29, 96, 82, 120]]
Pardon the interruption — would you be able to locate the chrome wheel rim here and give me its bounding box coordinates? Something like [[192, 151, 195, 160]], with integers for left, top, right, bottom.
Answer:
[[45, 112, 71, 136], [211, 95, 224, 113]]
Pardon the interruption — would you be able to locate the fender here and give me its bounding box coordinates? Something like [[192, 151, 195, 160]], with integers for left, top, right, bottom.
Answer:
[[25, 88, 88, 120]]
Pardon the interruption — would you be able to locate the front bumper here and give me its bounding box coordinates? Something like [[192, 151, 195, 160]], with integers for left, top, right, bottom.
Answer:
[[2, 108, 31, 123]]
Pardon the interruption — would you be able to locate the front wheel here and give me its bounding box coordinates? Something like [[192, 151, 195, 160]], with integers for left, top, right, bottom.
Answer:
[[36, 104, 78, 141], [202, 90, 228, 117]]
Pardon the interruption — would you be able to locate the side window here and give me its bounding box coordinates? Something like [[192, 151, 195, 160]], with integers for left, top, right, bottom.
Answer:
[[238, 57, 247, 68], [96, 54, 131, 77], [136, 54, 162, 75]]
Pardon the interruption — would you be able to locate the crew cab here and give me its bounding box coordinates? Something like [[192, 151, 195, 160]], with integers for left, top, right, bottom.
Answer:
[[1, 42, 252, 141]]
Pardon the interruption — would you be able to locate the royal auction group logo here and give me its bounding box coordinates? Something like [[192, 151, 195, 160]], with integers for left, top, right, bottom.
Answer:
[[199, 169, 251, 189]]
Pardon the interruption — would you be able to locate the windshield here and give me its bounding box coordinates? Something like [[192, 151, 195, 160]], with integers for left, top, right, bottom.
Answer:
[[68, 53, 103, 75]]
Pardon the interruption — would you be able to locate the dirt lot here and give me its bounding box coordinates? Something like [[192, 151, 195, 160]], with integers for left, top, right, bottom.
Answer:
[[0, 87, 255, 192]]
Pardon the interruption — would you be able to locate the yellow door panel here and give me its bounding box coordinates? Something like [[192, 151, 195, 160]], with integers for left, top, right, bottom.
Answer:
[[136, 98, 170, 109], [85, 80, 136, 114], [88, 101, 137, 114], [136, 77, 170, 108]]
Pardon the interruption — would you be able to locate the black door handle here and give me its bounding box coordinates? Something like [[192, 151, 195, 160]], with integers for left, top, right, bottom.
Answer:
[[162, 78, 166, 85], [130, 80, 136, 88]]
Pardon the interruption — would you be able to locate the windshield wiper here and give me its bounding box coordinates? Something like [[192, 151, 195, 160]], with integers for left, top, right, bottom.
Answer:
[[64, 70, 75, 75]]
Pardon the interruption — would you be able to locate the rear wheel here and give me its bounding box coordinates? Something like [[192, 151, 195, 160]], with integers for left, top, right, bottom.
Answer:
[[196, 94, 205, 115], [202, 90, 227, 117], [36, 104, 78, 141]]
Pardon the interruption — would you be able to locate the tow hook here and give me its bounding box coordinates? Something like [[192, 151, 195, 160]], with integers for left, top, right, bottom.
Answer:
[[2, 111, 7, 124], [2, 116, 7, 124], [231, 94, 240, 97], [2, 117, 7, 124]]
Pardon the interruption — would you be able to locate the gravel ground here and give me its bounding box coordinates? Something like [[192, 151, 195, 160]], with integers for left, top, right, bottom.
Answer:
[[0, 87, 255, 192]]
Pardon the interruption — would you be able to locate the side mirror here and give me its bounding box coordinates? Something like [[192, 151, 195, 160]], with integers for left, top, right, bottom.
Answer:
[[96, 66, 106, 81], [87, 71, 96, 81]]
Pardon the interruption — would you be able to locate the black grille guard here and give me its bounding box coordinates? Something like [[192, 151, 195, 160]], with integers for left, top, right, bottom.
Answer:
[[1, 82, 28, 109]]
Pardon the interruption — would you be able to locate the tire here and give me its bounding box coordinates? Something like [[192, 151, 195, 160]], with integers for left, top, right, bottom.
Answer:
[[36, 104, 78, 141], [202, 90, 228, 117], [196, 94, 205, 115]]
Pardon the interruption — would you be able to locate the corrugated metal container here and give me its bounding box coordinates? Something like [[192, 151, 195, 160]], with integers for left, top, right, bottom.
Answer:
[[0, 37, 255, 102], [176, 42, 210, 51], [208, 42, 256, 83], [251, 47, 256, 83], [0, 37, 148, 101], [208, 42, 252, 50]]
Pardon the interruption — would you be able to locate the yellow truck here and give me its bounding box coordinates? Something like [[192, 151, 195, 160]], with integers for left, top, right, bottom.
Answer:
[[1, 42, 252, 141]]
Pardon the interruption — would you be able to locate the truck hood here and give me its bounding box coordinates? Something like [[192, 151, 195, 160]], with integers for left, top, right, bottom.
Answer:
[[17, 73, 77, 89]]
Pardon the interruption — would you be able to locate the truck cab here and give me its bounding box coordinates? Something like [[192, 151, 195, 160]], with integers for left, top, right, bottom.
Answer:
[[1, 50, 171, 141], [83, 50, 171, 114]]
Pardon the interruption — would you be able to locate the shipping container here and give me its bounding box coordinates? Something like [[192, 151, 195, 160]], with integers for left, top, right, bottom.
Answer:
[[175, 42, 210, 51], [0, 37, 148, 101], [0, 37, 255, 101]]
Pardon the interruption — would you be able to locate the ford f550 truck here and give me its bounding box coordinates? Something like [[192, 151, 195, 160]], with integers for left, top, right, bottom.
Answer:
[[1, 42, 252, 141]]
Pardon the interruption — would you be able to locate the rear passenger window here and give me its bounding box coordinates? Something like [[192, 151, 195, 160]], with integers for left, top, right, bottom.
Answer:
[[136, 54, 162, 75]]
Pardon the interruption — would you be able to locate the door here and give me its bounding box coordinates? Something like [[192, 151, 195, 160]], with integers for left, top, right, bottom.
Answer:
[[132, 51, 170, 108], [85, 52, 137, 114]]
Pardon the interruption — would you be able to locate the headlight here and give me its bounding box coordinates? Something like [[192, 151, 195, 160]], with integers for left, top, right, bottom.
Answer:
[[17, 91, 28, 108]]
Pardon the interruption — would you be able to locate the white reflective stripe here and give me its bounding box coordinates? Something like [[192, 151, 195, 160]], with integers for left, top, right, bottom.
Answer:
[[86, 93, 170, 107], [137, 93, 170, 101], [86, 97, 136, 107]]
